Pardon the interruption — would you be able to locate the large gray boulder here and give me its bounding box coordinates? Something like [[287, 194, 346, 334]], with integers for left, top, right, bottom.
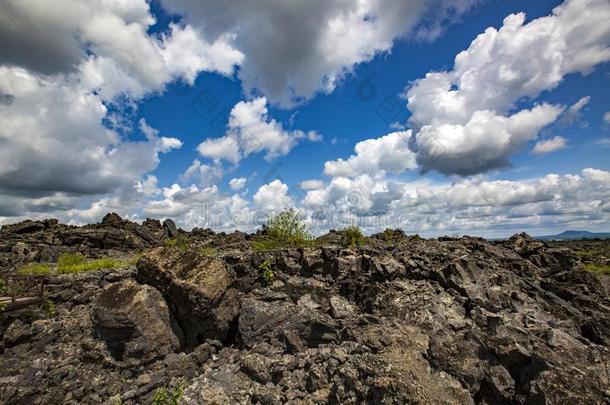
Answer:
[[136, 247, 239, 347], [91, 280, 181, 363]]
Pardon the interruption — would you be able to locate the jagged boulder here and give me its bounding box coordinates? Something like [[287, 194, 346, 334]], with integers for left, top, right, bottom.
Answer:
[[237, 291, 339, 350], [1, 223, 610, 404], [163, 218, 179, 238], [91, 280, 181, 363], [136, 247, 239, 347]]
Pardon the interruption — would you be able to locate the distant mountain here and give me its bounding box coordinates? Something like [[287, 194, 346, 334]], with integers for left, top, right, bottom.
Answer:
[[535, 230, 610, 241]]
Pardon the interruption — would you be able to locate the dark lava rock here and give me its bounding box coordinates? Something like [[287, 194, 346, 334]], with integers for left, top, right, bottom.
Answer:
[[0, 221, 609, 404], [91, 280, 182, 363], [136, 247, 239, 347], [163, 218, 179, 238]]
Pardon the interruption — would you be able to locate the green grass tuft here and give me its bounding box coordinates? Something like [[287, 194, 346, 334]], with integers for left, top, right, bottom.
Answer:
[[583, 263, 610, 276], [57, 253, 86, 268], [165, 236, 189, 251], [19, 263, 52, 275], [58, 257, 123, 274], [152, 383, 184, 405], [199, 247, 217, 257]]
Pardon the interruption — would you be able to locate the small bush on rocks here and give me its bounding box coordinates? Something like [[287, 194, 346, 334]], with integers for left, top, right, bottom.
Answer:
[[199, 246, 217, 257], [253, 209, 313, 250], [259, 260, 274, 285], [42, 299, 56, 317], [342, 225, 366, 247], [152, 383, 184, 405]]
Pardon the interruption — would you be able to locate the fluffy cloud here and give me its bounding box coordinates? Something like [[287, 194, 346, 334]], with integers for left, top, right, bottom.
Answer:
[[561, 96, 590, 126], [180, 160, 224, 188], [0, 0, 244, 220], [415, 104, 563, 175], [324, 131, 417, 177], [0, 0, 154, 75], [253, 180, 294, 211], [159, 0, 479, 106], [0, 0, 242, 100], [0, 68, 182, 199], [157, 24, 244, 84], [533, 136, 568, 155], [604, 111, 610, 125], [197, 97, 321, 165], [13, 166, 608, 239], [197, 137, 241, 165], [406, 0, 610, 175], [229, 178, 247, 191], [300, 180, 325, 191], [300, 168, 610, 237]]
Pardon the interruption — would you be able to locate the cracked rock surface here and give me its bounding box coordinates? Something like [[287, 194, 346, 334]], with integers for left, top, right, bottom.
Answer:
[[0, 217, 609, 404]]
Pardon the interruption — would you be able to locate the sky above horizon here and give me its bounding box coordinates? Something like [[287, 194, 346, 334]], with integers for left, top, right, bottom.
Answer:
[[1, 0, 609, 238]]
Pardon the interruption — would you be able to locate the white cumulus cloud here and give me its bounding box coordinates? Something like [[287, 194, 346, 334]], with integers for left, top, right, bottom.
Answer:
[[159, 0, 480, 107], [533, 136, 568, 155], [253, 180, 294, 211], [324, 131, 417, 178], [406, 0, 610, 175], [197, 97, 321, 165], [229, 178, 247, 191]]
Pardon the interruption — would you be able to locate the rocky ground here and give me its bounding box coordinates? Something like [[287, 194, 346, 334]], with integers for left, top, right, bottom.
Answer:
[[0, 215, 609, 404]]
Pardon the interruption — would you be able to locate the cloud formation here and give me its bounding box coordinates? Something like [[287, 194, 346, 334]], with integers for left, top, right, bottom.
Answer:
[[197, 97, 321, 165], [324, 131, 417, 178], [406, 0, 610, 175], [159, 0, 479, 106], [0, 0, 241, 216], [533, 136, 568, 155]]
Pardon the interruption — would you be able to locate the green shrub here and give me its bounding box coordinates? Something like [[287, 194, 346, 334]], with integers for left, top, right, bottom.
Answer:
[[259, 260, 274, 285], [42, 299, 56, 317], [583, 263, 610, 276], [152, 383, 184, 405], [0, 278, 6, 295], [342, 225, 366, 247], [253, 209, 313, 250], [379, 229, 395, 242], [19, 263, 51, 275]]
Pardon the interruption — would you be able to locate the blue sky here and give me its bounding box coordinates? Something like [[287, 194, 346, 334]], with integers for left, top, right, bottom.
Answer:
[[141, 0, 610, 191], [0, 0, 609, 237]]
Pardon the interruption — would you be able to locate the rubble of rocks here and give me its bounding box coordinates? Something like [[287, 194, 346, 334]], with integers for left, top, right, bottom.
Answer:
[[0, 216, 609, 404], [0, 213, 182, 272]]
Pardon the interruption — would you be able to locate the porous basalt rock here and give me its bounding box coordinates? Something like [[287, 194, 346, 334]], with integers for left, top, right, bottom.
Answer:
[[0, 224, 609, 404]]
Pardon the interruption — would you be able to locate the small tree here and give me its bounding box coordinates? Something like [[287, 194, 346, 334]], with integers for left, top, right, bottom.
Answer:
[[253, 209, 313, 250]]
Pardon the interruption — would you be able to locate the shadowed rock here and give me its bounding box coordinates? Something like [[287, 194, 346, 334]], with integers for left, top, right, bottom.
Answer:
[[91, 280, 181, 363], [0, 222, 609, 404], [136, 247, 239, 347]]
